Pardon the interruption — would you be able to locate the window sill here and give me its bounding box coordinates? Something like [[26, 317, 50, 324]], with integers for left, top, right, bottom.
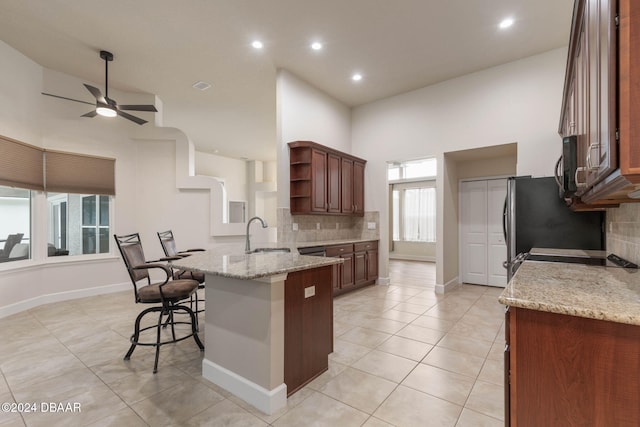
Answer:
[[0, 253, 119, 273]]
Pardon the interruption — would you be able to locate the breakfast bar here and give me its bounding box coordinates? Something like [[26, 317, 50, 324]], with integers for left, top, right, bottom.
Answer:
[[172, 248, 341, 415]]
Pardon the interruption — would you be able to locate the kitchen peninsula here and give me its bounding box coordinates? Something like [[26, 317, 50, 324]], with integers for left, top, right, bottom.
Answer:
[[172, 248, 342, 415], [499, 260, 640, 426]]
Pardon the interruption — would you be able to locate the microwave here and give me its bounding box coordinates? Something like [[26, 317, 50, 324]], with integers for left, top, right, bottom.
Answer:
[[561, 135, 577, 197]]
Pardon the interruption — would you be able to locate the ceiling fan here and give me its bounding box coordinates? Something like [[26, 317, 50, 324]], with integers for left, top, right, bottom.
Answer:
[[42, 50, 158, 125]]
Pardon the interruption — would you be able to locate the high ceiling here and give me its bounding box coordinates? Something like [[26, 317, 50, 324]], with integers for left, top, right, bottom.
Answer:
[[0, 0, 574, 161]]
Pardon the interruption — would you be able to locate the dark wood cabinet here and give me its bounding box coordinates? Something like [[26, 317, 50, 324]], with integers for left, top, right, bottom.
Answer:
[[284, 266, 333, 396], [560, 0, 640, 206], [505, 307, 640, 426], [326, 241, 378, 295], [288, 141, 366, 216]]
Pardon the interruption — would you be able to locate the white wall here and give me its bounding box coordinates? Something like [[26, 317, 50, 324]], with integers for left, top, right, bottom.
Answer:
[[276, 70, 352, 207], [195, 151, 248, 203], [0, 41, 243, 316], [352, 48, 567, 285]]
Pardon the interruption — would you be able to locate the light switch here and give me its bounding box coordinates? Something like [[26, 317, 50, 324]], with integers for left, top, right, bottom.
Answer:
[[292, 223, 298, 231], [367, 222, 376, 230], [316, 223, 320, 230], [304, 286, 316, 298]]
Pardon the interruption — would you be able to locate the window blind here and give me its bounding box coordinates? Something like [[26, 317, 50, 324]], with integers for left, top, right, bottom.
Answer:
[[44, 150, 115, 196], [0, 135, 45, 190]]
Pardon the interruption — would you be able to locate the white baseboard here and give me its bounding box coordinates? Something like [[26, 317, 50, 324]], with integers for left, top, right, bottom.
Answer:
[[202, 358, 287, 415], [435, 276, 460, 294], [0, 282, 130, 319], [376, 277, 390, 286], [389, 254, 436, 262]]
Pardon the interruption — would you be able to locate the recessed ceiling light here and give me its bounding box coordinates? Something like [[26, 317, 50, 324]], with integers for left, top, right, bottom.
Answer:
[[311, 42, 323, 51], [192, 81, 211, 91], [352, 73, 363, 82], [499, 17, 514, 29], [252, 40, 264, 49]]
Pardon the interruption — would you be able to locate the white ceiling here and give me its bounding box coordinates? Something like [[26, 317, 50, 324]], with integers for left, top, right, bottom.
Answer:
[[0, 0, 574, 161]]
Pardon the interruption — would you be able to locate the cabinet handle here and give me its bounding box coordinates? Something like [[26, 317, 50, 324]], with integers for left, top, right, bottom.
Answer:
[[340, 248, 344, 252], [575, 166, 588, 188], [587, 142, 600, 171]]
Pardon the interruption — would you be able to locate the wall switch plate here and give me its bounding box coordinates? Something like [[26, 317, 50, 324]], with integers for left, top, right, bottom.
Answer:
[[292, 223, 298, 231], [336, 223, 339, 229], [304, 286, 316, 298], [316, 223, 320, 230], [367, 222, 376, 230]]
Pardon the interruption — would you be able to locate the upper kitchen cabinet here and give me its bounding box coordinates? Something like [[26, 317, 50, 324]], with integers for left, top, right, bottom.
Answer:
[[288, 141, 366, 216], [559, 0, 640, 205]]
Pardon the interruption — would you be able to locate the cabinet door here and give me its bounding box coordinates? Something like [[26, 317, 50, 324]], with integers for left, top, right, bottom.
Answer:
[[331, 263, 342, 292], [353, 161, 365, 215], [354, 251, 367, 285], [366, 249, 378, 281], [327, 153, 341, 213], [341, 253, 354, 288], [584, 0, 617, 188], [341, 158, 354, 214], [311, 149, 327, 212]]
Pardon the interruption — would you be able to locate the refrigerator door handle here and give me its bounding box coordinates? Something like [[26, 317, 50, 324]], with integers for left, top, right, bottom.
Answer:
[[502, 196, 508, 242]]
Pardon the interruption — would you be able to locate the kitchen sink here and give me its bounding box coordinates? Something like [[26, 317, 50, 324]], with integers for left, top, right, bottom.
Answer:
[[247, 247, 291, 254]]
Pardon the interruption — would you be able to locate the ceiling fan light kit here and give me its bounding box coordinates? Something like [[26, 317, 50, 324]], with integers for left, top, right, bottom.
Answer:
[[41, 50, 157, 125]]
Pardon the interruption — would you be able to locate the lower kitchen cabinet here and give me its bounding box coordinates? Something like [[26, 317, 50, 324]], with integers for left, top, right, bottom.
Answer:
[[284, 265, 333, 396], [326, 240, 378, 296], [506, 307, 640, 426]]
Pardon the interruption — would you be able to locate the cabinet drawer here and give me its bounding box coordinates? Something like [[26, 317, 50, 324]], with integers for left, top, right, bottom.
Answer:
[[354, 241, 378, 252], [326, 244, 354, 257]]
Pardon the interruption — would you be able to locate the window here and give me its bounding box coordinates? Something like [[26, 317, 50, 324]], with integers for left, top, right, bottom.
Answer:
[[389, 158, 437, 244], [392, 184, 436, 243], [47, 193, 111, 256], [0, 186, 31, 262], [388, 158, 437, 181]]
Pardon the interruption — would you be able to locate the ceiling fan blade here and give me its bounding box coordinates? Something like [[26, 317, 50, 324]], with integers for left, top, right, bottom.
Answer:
[[117, 110, 147, 125], [118, 104, 158, 112], [83, 84, 107, 104], [41, 92, 95, 106], [82, 110, 98, 118]]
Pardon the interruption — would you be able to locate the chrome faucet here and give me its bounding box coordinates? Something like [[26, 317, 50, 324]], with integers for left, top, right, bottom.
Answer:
[[245, 216, 268, 253]]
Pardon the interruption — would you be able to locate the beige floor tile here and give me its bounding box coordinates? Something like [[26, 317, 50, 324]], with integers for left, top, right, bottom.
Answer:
[[362, 416, 395, 427], [306, 360, 348, 391], [478, 359, 504, 386], [378, 309, 419, 323], [226, 386, 315, 424], [319, 367, 396, 414], [437, 333, 493, 358], [272, 392, 369, 426], [373, 385, 462, 427], [84, 407, 148, 427], [131, 378, 225, 426], [392, 302, 430, 315], [402, 363, 474, 406], [352, 349, 418, 383], [184, 399, 268, 426], [422, 346, 485, 378], [455, 408, 503, 426], [396, 324, 446, 345], [465, 380, 504, 421], [359, 317, 407, 334], [376, 335, 433, 361], [423, 305, 466, 321], [333, 320, 354, 337], [447, 319, 501, 343], [107, 365, 201, 405], [338, 327, 391, 349], [487, 340, 505, 361], [329, 339, 372, 365], [410, 314, 456, 332]]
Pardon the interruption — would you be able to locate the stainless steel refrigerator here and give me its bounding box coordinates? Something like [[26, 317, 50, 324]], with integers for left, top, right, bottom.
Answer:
[[504, 176, 605, 280]]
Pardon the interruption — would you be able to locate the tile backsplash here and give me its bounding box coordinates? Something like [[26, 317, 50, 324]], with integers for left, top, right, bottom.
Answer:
[[277, 208, 380, 243], [606, 204, 640, 263]]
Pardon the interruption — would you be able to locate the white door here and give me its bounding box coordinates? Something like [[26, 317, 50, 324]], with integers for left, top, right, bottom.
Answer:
[[487, 180, 507, 286], [460, 179, 507, 287]]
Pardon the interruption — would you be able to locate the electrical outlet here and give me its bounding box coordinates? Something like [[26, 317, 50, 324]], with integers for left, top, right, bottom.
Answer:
[[292, 223, 298, 231], [336, 223, 339, 229], [316, 223, 320, 230], [367, 222, 376, 230], [304, 286, 316, 298]]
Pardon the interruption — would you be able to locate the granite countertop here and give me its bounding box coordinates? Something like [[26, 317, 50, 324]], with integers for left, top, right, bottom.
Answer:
[[171, 248, 342, 280], [498, 260, 640, 326], [294, 239, 378, 248]]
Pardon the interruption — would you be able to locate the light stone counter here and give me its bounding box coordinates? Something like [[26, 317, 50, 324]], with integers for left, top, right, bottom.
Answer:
[[171, 248, 342, 280], [498, 260, 640, 326]]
